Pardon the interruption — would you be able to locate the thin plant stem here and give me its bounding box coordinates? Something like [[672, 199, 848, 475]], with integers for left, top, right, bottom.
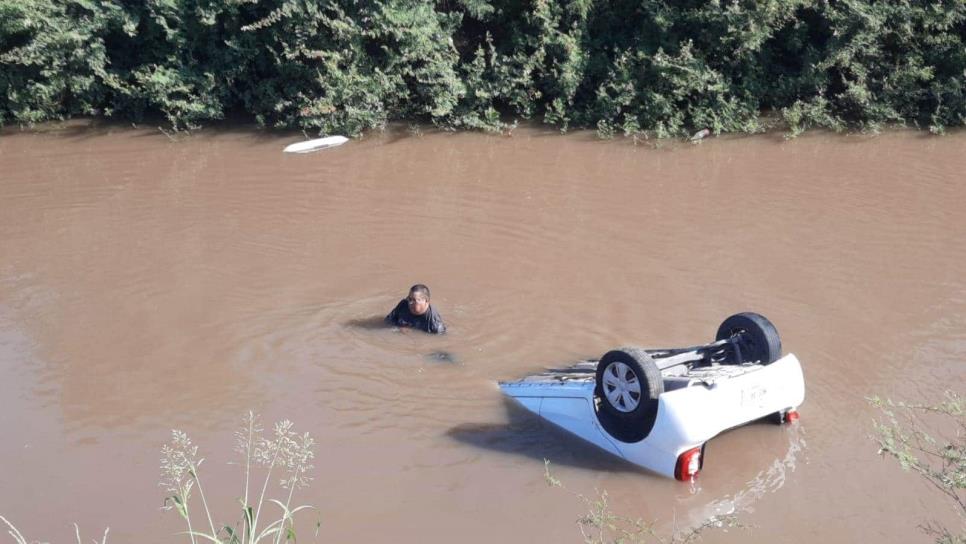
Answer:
[[190, 465, 219, 538], [184, 504, 197, 544], [274, 477, 298, 544], [244, 413, 254, 506], [252, 446, 281, 542], [0, 515, 28, 544], [243, 413, 255, 543]]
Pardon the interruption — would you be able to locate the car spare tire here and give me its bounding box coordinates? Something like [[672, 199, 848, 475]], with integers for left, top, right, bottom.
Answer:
[[595, 347, 664, 425], [715, 312, 782, 364]]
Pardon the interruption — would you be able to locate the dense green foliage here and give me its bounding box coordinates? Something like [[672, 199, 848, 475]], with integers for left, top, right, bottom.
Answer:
[[2, 0, 964, 136]]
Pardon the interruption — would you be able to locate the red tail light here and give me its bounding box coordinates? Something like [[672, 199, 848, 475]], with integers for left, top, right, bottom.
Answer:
[[785, 410, 800, 422], [675, 446, 702, 481]]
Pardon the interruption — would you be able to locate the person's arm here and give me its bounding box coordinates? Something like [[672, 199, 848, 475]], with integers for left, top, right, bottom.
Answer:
[[385, 300, 404, 325], [428, 307, 446, 334]]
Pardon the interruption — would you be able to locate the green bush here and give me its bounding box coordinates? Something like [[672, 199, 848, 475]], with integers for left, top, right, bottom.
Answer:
[[1, 0, 963, 135]]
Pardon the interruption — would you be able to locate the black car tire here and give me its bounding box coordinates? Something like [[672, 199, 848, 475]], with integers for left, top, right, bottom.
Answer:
[[595, 347, 664, 424], [715, 312, 782, 364]]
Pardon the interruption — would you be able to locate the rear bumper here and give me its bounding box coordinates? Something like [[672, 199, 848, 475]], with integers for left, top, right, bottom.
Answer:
[[623, 353, 805, 475]]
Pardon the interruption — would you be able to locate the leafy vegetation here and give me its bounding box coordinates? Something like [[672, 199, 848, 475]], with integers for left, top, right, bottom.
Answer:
[[871, 391, 965, 544], [160, 412, 317, 544], [1, 413, 316, 544], [1, 0, 963, 137]]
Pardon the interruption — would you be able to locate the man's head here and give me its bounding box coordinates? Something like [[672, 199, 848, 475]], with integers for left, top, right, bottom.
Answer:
[[406, 284, 431, 316]]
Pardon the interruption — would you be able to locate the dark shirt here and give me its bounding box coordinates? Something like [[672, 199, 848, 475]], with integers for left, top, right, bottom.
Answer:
[[385, 300, 446, 334]]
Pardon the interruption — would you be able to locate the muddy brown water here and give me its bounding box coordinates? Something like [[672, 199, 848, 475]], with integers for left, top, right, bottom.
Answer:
[[1, 124, 964, 543]]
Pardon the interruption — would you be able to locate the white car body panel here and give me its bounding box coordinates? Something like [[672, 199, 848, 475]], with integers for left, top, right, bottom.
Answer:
[[499, 353, 805, 479], [283, 135, 349, 153]]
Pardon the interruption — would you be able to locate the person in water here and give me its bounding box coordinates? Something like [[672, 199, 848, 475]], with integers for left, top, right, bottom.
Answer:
[[385, 284, 446, 334]]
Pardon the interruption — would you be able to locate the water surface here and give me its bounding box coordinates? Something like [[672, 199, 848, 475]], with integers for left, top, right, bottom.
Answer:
[[1, 124, 964, 542]]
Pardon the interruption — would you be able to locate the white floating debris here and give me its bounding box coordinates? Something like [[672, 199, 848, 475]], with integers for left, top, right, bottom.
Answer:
[[283, 135, 349, 154], [690, 128, 711, 142]]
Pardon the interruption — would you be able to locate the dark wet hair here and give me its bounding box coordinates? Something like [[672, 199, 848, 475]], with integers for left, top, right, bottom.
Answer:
[[409, 284, 431, 299]]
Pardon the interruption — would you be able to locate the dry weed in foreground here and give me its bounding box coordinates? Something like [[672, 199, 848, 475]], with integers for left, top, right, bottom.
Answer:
[[0, 516, 108, 544], [543, 460, 744, 544], [870, 391, 965, 544], [161, 412, 317, 544]]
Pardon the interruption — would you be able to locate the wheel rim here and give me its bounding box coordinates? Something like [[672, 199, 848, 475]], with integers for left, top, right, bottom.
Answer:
[[601, 361, 641, 412]]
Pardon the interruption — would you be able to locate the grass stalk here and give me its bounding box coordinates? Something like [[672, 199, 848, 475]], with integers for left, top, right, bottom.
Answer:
[[161, 415, 314, 544], [0, 515, 28, 544], [2, 518, 109, 544], [273, 479, 298, 544], [251, 447, 281, 541], [185, 505, 197, 544], [245, 411, 255, 507], [190, 465, 219, 539], [242, 412, 255, 543]]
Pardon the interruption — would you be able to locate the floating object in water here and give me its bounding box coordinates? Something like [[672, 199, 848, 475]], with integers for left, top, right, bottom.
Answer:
[[425, 351, 458, 364], [690, 128, 711, 142], [283, 135, 348, 154]]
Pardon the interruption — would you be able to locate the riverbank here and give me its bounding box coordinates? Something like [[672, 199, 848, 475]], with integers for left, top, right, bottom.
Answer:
[[2, 1, 963, 137]]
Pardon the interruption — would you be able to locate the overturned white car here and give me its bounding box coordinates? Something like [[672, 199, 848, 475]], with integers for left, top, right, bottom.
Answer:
[[499, 312, 805, 481]]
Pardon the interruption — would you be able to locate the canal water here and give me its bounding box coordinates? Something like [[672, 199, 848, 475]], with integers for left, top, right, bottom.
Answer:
[[1, 124, 964, 542]]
